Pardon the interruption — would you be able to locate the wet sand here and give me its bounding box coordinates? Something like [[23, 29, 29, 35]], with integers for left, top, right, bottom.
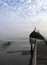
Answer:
[[0, 41, 31, 65], [0, 40, 47, 65]]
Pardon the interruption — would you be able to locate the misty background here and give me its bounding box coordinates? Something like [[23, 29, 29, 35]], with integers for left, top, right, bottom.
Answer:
[[0, 0, 47, 40]]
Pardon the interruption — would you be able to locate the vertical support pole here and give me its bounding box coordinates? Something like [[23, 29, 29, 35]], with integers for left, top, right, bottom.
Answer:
[[29, 39, 37, 65], [34, 44, 37, 65], [35, 46, 37, 65]]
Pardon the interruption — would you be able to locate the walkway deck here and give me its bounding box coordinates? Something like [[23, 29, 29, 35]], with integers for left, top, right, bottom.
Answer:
[[37, 43, 47, 65]]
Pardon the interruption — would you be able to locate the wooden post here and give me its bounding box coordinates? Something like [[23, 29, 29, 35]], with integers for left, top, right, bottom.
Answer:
[[32, 40, 37, 65], [29, 38, 37, 65], [34, 44, 37, 65], [34, 43, 37, 65]]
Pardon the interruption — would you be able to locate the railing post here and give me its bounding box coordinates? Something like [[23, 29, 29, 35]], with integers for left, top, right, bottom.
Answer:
[[29, 39, 37, 65], [34, 44, 37, 65], [33, 40, 37, 65]]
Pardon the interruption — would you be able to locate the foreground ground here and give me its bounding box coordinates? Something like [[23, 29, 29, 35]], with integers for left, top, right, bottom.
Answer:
[[0, 41, 47, 65], [0, 41, 31, 65]]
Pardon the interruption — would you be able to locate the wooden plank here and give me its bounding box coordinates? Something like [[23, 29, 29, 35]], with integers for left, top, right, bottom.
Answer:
[[37, 44, 47, 65]]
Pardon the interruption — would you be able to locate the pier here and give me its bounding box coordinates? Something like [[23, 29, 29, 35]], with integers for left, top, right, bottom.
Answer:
[[32, 43, 47, 65], [37, 43, 47, 65], [29, 28, 47, 65]]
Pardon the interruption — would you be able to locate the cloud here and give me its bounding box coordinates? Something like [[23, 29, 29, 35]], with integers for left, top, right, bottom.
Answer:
[[0, 0, 47, 38], [0, 0, 47, 17]]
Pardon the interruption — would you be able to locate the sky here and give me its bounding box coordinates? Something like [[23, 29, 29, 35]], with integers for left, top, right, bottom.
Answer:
[[0, 0, 47, 40]]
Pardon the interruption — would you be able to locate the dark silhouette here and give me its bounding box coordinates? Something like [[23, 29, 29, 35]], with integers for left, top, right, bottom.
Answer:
[[29, 28, 46, 65], [29, 38, 36, 65], [30, 30, 45, 40], [46, 41, 47, 45]]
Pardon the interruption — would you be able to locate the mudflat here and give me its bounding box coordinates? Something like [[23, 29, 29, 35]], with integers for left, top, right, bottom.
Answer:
[[0, 41, 31, 65]]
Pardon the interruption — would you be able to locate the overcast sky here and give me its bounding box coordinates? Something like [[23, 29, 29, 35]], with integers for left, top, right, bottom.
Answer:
[[0, 0, 47, 40]]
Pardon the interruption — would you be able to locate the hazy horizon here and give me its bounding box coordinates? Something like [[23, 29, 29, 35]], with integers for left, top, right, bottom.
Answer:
[[0, 0, 47, 40]]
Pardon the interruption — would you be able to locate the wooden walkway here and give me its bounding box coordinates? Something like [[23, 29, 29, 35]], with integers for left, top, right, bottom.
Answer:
[[37, 44, 47, 65]]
